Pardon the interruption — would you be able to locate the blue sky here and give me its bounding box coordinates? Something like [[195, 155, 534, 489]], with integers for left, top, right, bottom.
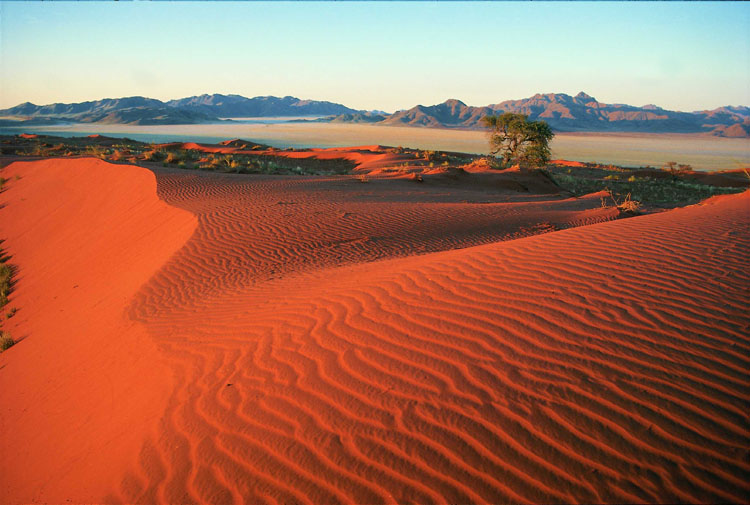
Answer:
[[1, 1, 748, 112]]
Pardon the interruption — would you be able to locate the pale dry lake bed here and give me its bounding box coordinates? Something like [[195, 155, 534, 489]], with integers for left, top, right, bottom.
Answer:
[[3, 121, 748, 171]]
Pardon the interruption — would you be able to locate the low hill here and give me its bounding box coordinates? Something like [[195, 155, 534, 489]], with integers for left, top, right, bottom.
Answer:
[[76, 106, 221, 125], [381, 99, 494, 127], [711, 120, 750, 138], [326, 112, 388, 124]]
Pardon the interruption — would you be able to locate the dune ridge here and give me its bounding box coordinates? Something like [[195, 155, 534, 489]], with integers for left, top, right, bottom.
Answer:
[[120, 170, 748, 503], [0, 158, 197, 503]]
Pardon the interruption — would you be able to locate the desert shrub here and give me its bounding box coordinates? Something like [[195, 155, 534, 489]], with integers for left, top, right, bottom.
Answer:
[[29, 143, 46, 156], [6, 307, 17, 319], [85, 145, 108, 158], [662, 161, 694, 179], [0, 331, 15, 352], [207, 155, 224, 170], [165, 152, 181, 164], [600, 190, 641, 214], [142, 149, 165, 162], [0, 263, 12, 307], [616, 193, 641, 214]]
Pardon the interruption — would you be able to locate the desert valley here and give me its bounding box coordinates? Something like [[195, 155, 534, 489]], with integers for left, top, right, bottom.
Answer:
[[1, 1, 749, 504]]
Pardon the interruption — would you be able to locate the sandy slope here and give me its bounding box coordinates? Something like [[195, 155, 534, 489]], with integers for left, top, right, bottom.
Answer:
[[1, 159, 749, 504], [0, 159, 197, 502]]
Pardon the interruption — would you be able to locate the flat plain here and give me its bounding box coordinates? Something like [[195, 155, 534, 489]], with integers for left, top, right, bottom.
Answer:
[[3, 122, 748, 170]]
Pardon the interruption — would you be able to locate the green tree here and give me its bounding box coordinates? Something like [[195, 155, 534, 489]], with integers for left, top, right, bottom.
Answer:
[[482, 113, 554, 168], [662, 161, 693, 180]]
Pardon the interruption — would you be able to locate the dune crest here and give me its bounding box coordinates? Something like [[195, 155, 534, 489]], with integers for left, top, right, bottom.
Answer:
[[0, 158, 197, 503]]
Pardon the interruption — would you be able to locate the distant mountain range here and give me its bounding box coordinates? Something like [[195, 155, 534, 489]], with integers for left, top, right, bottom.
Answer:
[[1, 92, 748, 136], [0, 94, 358, 126], [165, 94, 357, 117], [327, 92, 750, 137]]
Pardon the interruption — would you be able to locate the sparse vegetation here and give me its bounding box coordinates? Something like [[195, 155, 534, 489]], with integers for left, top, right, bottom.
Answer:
[[1, 134, 359, 176], [550, 169, 744, 208], [662, 161, 694, 178], [601, 190, 642, 214], [2, 133, 746, 211], [6, 307, 17, 319], [0, 331, 15, 352], [143, 149, 166, 162], [0, 247, 13, 354], [84, 145, 108, 158], [0, 259, 13, 308]]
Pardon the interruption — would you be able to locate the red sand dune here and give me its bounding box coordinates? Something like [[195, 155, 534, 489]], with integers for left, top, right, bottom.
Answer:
[[0, 159, 197, 502], [549, 159, 586, 167], [18, 133, 38, 139], [155, 142, 426, 172], [1, 158, 749, 504]]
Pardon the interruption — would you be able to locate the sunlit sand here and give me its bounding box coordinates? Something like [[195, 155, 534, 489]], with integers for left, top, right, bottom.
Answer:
[[1, 155, 748, 503]]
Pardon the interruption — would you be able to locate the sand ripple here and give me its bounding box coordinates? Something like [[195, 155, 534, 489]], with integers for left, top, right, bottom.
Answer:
[[115, 170, 749, 503]]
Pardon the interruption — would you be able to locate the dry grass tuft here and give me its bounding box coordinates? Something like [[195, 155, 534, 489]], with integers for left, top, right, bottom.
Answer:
[[617, 193, 642, 214], [0, 331, 15, 352]]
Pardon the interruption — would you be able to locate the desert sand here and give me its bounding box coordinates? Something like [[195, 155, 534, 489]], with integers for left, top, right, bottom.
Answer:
[[1, 157, 748, 504]]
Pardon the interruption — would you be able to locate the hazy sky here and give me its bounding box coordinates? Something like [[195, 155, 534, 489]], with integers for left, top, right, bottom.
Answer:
[[1, 1, 748, 112]]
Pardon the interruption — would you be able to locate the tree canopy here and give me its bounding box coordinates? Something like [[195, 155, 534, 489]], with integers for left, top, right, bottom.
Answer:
[[482, 113, 554, 168]]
